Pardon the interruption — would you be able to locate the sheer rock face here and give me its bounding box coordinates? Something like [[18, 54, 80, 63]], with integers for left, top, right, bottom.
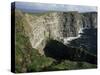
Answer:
[[81, 12, 97, 29], [16, 10, 97, 54], [60, 12, 83, 37]]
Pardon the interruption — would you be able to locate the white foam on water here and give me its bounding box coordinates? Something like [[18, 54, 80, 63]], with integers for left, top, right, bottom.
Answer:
[[64, 28, 84, 44]]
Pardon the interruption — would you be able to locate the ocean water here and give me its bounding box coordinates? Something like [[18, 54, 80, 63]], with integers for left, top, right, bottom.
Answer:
[[67, 28, 97, 55]]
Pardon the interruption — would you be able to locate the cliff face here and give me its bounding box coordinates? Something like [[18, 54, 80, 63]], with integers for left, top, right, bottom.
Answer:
[[23, 12, 64, 54], [15, 10, 97, 54], [82, 12, 97, 29], [61, 12, 97, 38]]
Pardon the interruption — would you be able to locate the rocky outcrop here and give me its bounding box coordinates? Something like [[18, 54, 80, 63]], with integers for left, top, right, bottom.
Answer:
[[15, 10, 97, 54]]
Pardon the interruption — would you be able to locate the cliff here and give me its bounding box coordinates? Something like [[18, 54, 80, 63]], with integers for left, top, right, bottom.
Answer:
[[15, 10, 97, 72], [15, 10, 97, 54]]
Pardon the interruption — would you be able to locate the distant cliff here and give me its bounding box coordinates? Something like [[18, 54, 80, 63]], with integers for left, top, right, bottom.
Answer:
[[15, 10, 97, 54]]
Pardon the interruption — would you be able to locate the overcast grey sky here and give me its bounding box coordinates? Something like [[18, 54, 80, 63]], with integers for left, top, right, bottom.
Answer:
[[15, 2, 97, 13]]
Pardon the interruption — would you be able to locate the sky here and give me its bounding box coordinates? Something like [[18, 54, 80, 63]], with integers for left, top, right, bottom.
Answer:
[[15, 2, 97, 13]]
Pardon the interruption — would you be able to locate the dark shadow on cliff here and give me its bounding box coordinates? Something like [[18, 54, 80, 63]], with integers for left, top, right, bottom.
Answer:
[[43, 40, 97, 64]]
